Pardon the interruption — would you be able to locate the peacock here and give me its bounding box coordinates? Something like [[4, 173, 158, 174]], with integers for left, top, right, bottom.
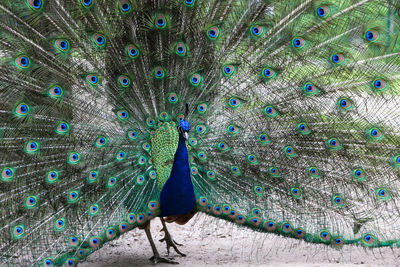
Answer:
[[1, 0, 400, 265]]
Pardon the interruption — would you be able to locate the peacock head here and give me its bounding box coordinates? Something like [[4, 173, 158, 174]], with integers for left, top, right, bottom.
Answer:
[[178, 120, 190, 141]]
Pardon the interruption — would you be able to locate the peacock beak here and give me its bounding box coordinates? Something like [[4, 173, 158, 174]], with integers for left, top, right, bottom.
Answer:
[[184, 132, 189, 141]]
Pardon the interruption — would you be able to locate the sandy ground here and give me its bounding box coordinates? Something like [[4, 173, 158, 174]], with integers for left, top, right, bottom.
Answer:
[[80, 213, 400, 267]]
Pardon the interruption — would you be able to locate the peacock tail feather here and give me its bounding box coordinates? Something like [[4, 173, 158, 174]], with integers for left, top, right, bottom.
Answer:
[[1, 0, 400, 265]]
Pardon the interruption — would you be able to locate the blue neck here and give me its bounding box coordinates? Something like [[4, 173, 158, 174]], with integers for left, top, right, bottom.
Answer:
[[159, 133, 196, 217]]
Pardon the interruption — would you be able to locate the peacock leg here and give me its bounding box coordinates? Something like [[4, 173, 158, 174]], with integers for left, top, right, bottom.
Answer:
[[159, 217, 186, 257], [143, 221, 179, 265]]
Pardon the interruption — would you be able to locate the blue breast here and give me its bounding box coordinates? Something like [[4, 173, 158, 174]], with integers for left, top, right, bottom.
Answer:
[[159, 133, 196, 217]]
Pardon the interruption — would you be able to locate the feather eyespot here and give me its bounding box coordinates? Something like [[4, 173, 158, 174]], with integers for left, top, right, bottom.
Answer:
[[284, 145, 296, 157], [25, 195, 38, 209], [254, 185, 264, 196], [119, 222, 129, 233], [246, 154, 258, 164], [376, 187, 390, 200], [227, 124, 239, 135], [351, 168, 366, 181], [14, 103, 30, 118], [207, 26, 220, 40], [118, 75, 131, 88], [361, 233, 376, 246], [264, 105, 279, 118], [190, 73, 202, 86], [1, 167, 15, 182], [127, 213, 136, 224], [89, 204, 100, 216], [116, 150, 127, 161], [268, 166, 280, 178], [258, 133, 271, 144], [55, 39, 70, 52], [43, 258, 53, 267], [117, 110, 129, 121], [292, 37, 305, 49], [119, 0, 131, 13], [281, 222, 292, 233], [15, 55, 31, 70], [250, 25, 264, 38], [95, 136, 107, 147], [68, 152, 81, 165], [148, 200, 159, 211], [69, 235, 79, 247], [197, 151, 207, 161], [366, 127, 384, 141], [136, 175, 144, 185], [12, 225, 25, 239], [330, 53, 344, 65], [107, 176, 117, 188], [153, 66, 166, 79], [191, 166, 198, 175], [364, 30, 379, 43], [189, 137, 198, 147], [222, 65, 236, 77], [197, 103, 207, 115], [206, 170, 216, 180], [126, 44, 140, 59], [80, 0, 93, 8], [262, 67, 277, 80], [332, 194, 345, 207], [89, 236, 102, 249], [195, 124, 207, 134], [372, 78, 387, 92], [303, 82, 320, 96], [168, 93, 179, 104], [127, 130, 138, 141], [25, 140, 39, 154], [93, 34, 106, 47], [87, 170, 98, 183], [332, 236, 344, 248], [184, 0, 195, 7], [138, 155, 147, 165], [297, 122, 311, 135], [55, 121, 70, 135], [316, 6, 330, 18], [252, 208, 262, 217], [230, 165, 241, 175], [106, 227, 117, 240], [228, 97, 241, 108], [86, 74, 100, 86], [47, 85, 64, 99], [337, 97, 353, 110], [290, 187, 302, 199], [308, 166, 321, 178], [319, 230, 331, 242], [46, 170, 59, 184], [294, 228, 306, 238], [217, 141, 229, 152], [326, 137, 342, 151], [54, 218, 66, 231], [155, 14, 167, 29], [264, 220, 277, 231], [68, 191, 79, 203], [28, 0, 43, 11], [199, 196, 208, 206], [175, 42, 188, 56]]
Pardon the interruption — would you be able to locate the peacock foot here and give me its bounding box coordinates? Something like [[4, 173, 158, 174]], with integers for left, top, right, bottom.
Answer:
[[149, 255, 179, 265], [159, 219, 186, 257]]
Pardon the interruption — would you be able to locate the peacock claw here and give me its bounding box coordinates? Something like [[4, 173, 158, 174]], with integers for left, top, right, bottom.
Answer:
[[159, 219, 186, 257], [149, 255, 179, 265]]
